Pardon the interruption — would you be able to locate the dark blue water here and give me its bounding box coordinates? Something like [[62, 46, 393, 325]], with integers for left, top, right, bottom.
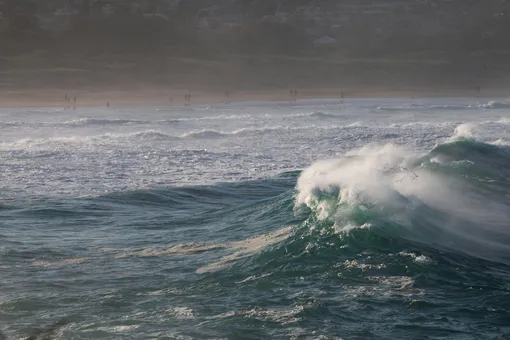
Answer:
[[3, 99, 510, 339], [2, 137, 510, 339]]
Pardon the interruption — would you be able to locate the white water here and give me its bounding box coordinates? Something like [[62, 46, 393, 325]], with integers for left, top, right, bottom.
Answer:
[[1, 98, 510, 199]]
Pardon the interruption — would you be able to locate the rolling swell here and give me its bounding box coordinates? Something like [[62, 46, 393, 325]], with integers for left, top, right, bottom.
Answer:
[[170, 137, 510, 338], [4, 140, 510, 338], [203, 137, 510, 338], [84, 133, 510, 272], [96, 171, 299, 209], [11, 136, 510, 268]]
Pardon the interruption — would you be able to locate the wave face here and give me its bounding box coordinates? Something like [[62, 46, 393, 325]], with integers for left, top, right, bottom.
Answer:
[[2, 98, 510, 339], [296, 141, 510, 262]]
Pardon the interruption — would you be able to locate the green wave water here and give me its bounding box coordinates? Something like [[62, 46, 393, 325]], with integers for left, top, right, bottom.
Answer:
[[2, 137, 510, 339]]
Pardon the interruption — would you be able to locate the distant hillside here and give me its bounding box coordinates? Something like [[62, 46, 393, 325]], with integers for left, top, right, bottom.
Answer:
[[1, 0, 509, 57], [0, 0, 509, 92]]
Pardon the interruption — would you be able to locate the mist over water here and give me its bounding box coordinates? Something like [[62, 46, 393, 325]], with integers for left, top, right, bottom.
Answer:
[[2, 98, 510, 339]]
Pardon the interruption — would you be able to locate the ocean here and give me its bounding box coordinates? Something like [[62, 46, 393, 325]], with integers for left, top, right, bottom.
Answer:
[[2, 98, 510, 339]]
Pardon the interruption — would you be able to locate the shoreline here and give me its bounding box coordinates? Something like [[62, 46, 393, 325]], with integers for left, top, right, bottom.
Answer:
[[0, 87, 506, 109]]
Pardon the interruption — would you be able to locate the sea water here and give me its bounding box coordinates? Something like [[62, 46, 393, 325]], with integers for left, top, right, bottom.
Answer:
[[2, 98, 510, 339]]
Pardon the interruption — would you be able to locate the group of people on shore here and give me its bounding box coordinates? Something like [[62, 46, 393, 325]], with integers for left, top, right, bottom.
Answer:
[[184, 93, 192, 106], [290, 89, 299, 101], [64, 95, 77, 110], [61, 89, 350, 109]]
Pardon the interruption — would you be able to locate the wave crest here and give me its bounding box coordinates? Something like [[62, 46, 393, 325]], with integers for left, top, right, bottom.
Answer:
[[295, 136, 510, 263], [481, 100, 510, 109], [180, 129, 227, 139], [63, 118, 148, 125]]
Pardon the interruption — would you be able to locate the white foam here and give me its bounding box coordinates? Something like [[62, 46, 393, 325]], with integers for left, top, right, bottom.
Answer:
[[344, 276, 420, 298], [109, 325, 140, 333], [31, 258, 88, 268], [243, 306, 304, 324], [196, 227, 292, 273], [450, 123, 477, 140], [296, 144, 412, 218], [166, 307, 195, 320], [341, 259, 386, 271], [180, 129, 227, 139], [111, 227, 292, 273], [115, 243, 224, 258], [490, 139, 510, 146], [2, 98, 510, 200], [295, 138, 510, 262], [204, 306, 306, 326], [481, 100, 510, 109], [398, 251, 433, 264]]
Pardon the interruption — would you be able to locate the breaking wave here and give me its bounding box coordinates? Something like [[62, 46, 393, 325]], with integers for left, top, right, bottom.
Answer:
[[63, 118, 150, 126], [8, 126, 510, 339], [377, 100, 510, 112], [481, 100, 510, 109], [294, 129, 510, 264], [307, 111, 339, 118], [80, 124, 510, 271], [180, 129, 228, 139]]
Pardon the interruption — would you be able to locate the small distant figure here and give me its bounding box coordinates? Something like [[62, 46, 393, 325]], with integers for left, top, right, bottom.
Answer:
[[290, 89, 298, 101], [475, 86, 481, 95], [225, 90, 232, 104], [106, 101, 110, 109], [64, 94, 73, 110]]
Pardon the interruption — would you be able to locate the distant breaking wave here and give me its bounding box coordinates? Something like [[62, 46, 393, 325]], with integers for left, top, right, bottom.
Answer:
[[0, 130, 176, 150], [57, 115, 255, 127], [63, 118, 150, 125], [306, 111, 340, 118], [180, 129, 228, 139], [377, 100, 510, 112], [481, 100, 510, 109]]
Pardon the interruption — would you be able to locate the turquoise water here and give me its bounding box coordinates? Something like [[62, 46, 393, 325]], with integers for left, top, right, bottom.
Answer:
[[2, 99, 510, 339]]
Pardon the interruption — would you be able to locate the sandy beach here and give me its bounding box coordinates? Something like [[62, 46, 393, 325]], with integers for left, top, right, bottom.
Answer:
[[0, 85, 505, 108]]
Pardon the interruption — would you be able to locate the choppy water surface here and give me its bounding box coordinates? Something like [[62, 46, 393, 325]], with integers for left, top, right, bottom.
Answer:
[[2, 98, 510, 339]]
